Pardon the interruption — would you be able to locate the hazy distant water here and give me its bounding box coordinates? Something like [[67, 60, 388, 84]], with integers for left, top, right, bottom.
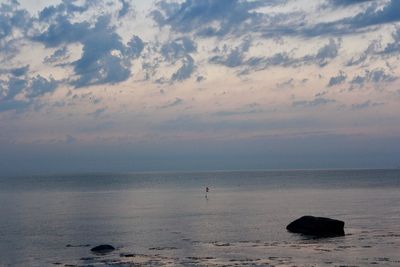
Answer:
[[0, 169, 399, 266]]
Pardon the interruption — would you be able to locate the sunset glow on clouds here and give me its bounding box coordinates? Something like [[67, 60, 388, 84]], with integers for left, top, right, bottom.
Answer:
[[1, 0, 400, 174]]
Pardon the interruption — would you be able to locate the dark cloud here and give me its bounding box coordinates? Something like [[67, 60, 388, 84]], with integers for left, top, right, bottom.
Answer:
[[309, 0, 400, 36], [351, 100, 384, 110], [259, 1, 400, 38], [148, 36, 198, 83], [126, 36, 145, 58], [0, 1, 32, 60], [71, 16, 131, 87], [151, 0, 283, 37], [292, 97, 336, 108], [328, 71, 347, 86], [33, 12, 144, 88], [382, 27, 400, 54], [10, 65, 29, 77], [118, 0, 131, 18], [0, 1, 31, 40], [150, 0, 397, 40], [43, 47, 69, 64], [313, 38, 341, 67], [3, 77, 27, 101], [212, 103, 262, 116], [38, 0, 93, 22], [209, 38, 251, 68], [88, 107, 107, 118], [27, 75, 58, 98], [276, 78, 294, 89], [171, 55, 195, 81], [2, 74, 58, 100], [239, 38, 341, 74], [346, 0, 400, 28], [0, 99, 30, 112], [0, 67, 60, 112], [160, 97, 183, 109], [350, 68, 397, 87], [161, 37, 196, 62], [328, 0, 373, 6], [32, 15, 91, 47], [344, 27, 400, 66], [346, 39, 381, 66], [196, 75, 205, 82]]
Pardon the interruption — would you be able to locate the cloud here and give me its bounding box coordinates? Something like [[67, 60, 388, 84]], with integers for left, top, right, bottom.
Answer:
[[346, 39, 381, 66], [151, 0, 278, 37], [171, 55, 195, 81], [345, 0, 400, 28], [32, 15, 91, 47], [239, 38, 341, 74], [65, 134, 77, 144], [38, 0, 93, 22], [310, 0, 400, 36], [0, 1, 32, 60], [73, 27, 143, 86], [276, 78, 294, 89], [2, 77, 27, 101], [196, 75, 205, 82], [9, 65, 29, 77], [212, 103, 262, 116], [209, 38, 251, 68], [328, 0, 373, 7], [88, 107, 107, 118], [258, 0, 400, 38], [0, 1, 31, 39], [328, 70, 347, 86], [0, 67, 60, 112], [0, 99, 30, 112], [313, 38, 341, 67], [350, 68, 397, 87], [143, 37, 198, 83], [126, 35, 145, 58], [382, 27, 400, 54], [159, 97, 184, 109], [43, 47, 69, 64], [292, 97, 336, 108], [344, 27, 400, 66], [161, 37, 196, 62], [351, 100, 384, 110], [32, 4, 145, 88], [27, 75, 59, 98], [118, 0, 131, 18]]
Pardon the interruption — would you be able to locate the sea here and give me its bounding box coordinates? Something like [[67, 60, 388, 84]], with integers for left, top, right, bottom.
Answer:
[[0, 169, 399, 266]]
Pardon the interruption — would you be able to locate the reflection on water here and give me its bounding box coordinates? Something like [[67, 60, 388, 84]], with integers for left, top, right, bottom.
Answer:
[[0, 170, 399, 266]]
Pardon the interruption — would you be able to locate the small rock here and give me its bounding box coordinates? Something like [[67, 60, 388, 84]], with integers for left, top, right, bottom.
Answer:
[[148, 246, 177, 250], [213, 242, 231, 247], [120, 253, 135, 257], [90, 244, 115, 254]]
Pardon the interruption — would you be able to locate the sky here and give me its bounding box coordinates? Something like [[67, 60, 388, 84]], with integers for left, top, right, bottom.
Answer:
[[1, 0, 400, 175]]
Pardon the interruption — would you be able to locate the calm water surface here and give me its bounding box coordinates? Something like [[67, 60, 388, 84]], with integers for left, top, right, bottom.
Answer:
[[0, 169, 399, 266]]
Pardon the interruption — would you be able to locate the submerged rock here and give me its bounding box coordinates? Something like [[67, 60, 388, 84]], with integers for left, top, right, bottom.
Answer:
[[90, 244, 115, 254], [287, 216, 345, 237]]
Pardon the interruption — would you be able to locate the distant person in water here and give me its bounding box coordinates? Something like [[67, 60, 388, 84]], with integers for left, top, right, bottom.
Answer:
[[205, 187, 209, 198]]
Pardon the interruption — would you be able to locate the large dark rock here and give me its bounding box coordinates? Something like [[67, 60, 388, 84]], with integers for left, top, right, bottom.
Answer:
[[287, 216, 345, 237], [90, 244, 115, 254]]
